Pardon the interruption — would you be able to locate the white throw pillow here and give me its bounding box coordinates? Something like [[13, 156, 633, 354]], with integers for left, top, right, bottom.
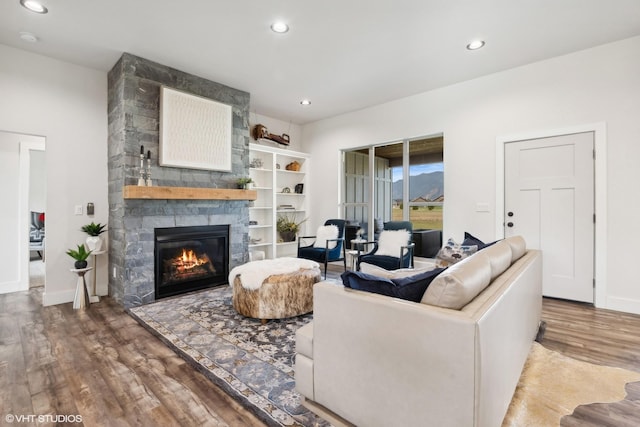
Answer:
[[314, 225, 339, 249], [375, 229, 411, 257]]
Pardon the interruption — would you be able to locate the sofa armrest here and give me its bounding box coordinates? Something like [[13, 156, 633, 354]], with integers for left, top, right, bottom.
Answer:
[[310, 282, 478, 427]]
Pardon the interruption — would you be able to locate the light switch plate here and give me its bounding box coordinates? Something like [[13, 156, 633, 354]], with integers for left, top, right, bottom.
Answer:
[[475, 202, 490, 213], [74, 205, 83, 215]]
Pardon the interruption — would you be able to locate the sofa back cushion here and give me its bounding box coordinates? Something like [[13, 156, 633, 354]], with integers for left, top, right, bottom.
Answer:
[[481, 240, 513, 280], [505, 235, 526, 262], [421, 252, 492, 309]]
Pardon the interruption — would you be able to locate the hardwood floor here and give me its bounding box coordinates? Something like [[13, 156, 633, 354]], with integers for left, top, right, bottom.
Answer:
[[1, 267, 640, 426], [0, 288, 265, 427]]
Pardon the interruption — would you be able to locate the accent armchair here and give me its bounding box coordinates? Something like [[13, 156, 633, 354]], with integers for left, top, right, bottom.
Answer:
[[356, 220, 414, 271], [297, 219, 347, 278]]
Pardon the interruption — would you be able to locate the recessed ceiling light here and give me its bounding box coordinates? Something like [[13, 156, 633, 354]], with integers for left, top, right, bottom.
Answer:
[[466, 40, 485, 50], [20, 0, 48, 14], [300, 99, 311, 106], [270, 21, 289, 34], [19, 31, 38, 43]]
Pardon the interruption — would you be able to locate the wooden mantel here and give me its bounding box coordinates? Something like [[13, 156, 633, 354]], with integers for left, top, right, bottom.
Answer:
[[123, 185, 257, 201]]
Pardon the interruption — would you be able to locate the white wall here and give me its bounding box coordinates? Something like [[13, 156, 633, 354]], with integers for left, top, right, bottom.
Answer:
[[0, 132, 21, 292], [0, 43, 109, 305], [302, 36, 640, 314], [250, 113, 304, 152], [29, 149, 46, 211]]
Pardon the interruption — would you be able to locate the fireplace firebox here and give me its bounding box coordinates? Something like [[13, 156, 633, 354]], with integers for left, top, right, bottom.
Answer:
[[154, 225, 229, 299]]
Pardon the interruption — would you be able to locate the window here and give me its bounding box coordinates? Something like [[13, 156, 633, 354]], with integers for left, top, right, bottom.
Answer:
[[342, 135, 443, 234]]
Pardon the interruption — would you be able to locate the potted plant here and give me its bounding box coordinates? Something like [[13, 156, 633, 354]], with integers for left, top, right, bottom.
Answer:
[[81, 222, 107, 252], [66, 244, 92, 269], [277, 214, 306, 242], [236, 177, 253, 189]]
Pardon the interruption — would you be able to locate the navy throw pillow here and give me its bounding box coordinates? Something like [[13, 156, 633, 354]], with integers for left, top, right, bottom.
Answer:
[[463, 232, 499, 250], [341, 268, 446, 302], [341, 271, 396, 297], [390, 268, 447, 302]]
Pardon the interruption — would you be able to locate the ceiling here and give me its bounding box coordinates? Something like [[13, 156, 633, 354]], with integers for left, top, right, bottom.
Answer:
[[2, 1, 639, 125]]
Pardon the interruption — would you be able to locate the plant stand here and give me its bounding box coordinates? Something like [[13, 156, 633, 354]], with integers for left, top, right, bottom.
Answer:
[[90, 250, 106, 303], [71, 267, 92, 310]]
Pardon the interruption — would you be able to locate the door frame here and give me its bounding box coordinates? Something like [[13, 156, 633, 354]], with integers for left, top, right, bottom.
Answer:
[[19, 138, 46, 291], [495, 122, 607, 308]]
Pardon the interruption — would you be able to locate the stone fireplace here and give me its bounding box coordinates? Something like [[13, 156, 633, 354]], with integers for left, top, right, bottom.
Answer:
[[107, 53, 251, 308], [154, 225, 229, 299]]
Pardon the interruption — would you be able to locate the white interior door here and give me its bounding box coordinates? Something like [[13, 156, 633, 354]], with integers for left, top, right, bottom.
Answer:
[[505, 132, 594, 302]]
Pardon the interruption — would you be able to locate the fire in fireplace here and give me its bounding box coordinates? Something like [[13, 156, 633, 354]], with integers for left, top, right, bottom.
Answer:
[[154, 225, 229, 299]]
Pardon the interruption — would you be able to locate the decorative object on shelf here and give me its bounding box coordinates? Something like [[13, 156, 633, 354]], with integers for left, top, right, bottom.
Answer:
[[276, 163, 281, 169], [278, 204, 295, 210], [145, 150, 153, 186], [250, 158, 263, 168], [249, 220, 258, 225], [236, 177, 253, 189], [66, 243, 92, 269], [295, 183, 304, 194], [282, 187, 291, 193], [250, 237, 262, 244], [81, 221, 107, 252], [277, 214, 306, 242], [285, 161, 301, 171], [160, 86, 232, 171], [138, 145, 146, 186], [249, 250, 265, 261], [251, 123, 290, 146]]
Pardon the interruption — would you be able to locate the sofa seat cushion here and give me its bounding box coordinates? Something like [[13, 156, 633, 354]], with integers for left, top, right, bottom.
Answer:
[[359, 262, 437, 279], [296, 321, 314, 358], [422, 252, 492, 309], [341, 268, 444, 302]]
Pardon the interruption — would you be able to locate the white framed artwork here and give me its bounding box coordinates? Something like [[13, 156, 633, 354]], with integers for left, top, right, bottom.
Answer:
[[160, 86, 232, 171]]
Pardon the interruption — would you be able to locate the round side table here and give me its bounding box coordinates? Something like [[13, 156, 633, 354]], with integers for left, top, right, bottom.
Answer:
[[71, 267, 93, 310]]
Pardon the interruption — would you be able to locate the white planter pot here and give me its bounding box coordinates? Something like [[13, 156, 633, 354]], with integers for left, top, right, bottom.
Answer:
[[85, 235, 103, 252]]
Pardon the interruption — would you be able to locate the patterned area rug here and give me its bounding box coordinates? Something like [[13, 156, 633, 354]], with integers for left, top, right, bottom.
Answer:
[[129, 285, 327, 427], [130, 285, 640, 427]]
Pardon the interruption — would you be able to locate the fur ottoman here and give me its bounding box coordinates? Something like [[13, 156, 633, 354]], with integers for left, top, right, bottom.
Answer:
[[230, 258, 321, 323]]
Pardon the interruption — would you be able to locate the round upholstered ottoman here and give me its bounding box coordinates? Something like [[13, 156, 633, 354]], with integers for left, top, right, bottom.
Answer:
[[231, 259, 321, 323]]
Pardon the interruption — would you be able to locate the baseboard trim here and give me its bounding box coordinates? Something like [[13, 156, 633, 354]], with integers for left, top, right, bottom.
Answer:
[[0, 280, 27, 295], [43, 289, 75, 306], [606, 296, 640, 315]]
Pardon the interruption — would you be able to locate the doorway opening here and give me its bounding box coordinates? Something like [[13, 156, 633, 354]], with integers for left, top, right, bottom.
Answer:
[[0, 131, 46, 295]]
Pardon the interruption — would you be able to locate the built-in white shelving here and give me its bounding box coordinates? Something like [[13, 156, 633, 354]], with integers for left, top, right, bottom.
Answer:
[[248, 143, 310, 259]]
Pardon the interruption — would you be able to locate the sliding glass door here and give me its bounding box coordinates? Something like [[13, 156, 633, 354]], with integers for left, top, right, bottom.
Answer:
[[342, 135, 443, 239]]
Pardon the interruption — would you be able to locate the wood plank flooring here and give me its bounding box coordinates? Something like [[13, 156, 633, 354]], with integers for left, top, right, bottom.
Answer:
[[0, 287, 265, 427], [1, 266, 640, 426]]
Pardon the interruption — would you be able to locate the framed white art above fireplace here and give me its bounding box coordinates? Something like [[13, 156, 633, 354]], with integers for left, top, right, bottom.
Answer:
[[159, 86, 232, 172]]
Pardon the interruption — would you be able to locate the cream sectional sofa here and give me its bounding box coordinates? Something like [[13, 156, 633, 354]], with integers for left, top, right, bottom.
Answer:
[[295, 236, 542, 427]]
